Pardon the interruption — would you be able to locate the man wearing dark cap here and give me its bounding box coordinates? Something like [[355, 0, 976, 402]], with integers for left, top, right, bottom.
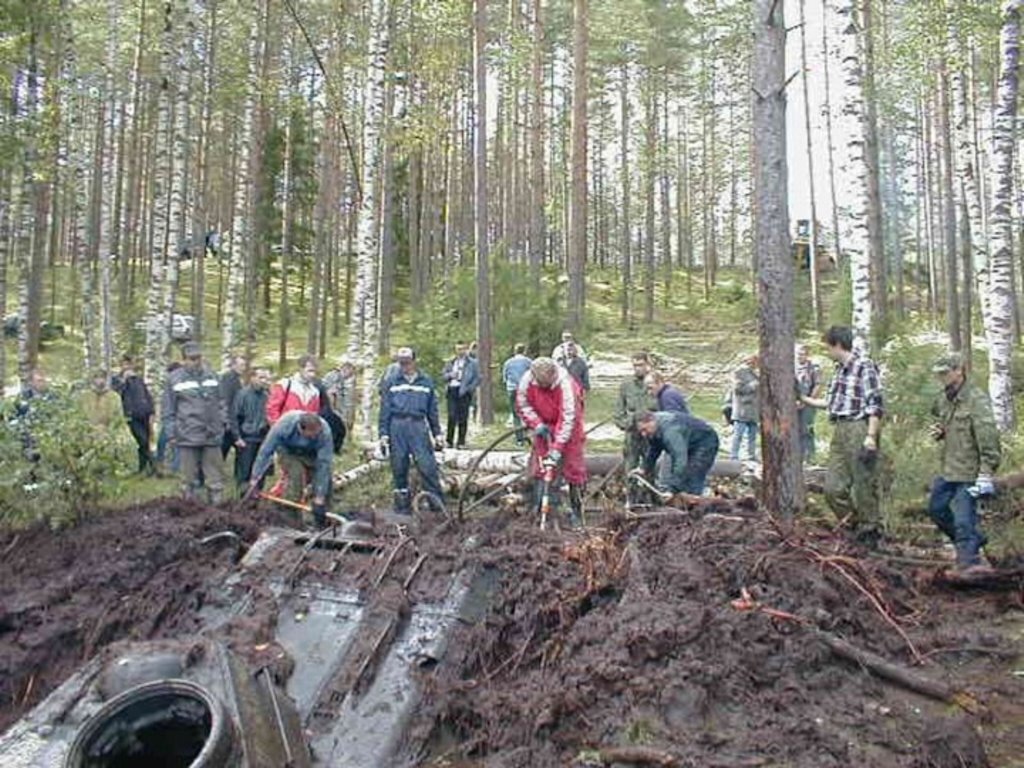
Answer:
[[799, 325, 884, 547], [378, 347, 446, 514], [164, 342, 226, 503], [927, 352, 1001, 573]]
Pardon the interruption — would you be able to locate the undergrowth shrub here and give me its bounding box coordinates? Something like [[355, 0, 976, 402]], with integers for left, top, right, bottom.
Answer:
[[0, 389, 129, 529]]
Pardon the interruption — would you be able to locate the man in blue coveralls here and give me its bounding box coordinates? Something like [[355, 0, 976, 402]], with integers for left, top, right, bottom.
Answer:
[[379, 347, 446, 514]]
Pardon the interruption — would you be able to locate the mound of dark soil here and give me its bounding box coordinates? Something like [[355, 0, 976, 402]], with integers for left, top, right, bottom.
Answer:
[[415, 511, 1019, 767], [0, 497, 292, 732]]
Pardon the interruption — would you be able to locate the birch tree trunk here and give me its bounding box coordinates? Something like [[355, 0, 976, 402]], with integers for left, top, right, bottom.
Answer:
[[835, 0, 873, 346], [565, 0, 587, 331], [347, 0, 390, 439], [985, 0, 1022, 431], [221, 2, 260, 369], [938, 64, 962, 350], [753, 0, 803, 519]]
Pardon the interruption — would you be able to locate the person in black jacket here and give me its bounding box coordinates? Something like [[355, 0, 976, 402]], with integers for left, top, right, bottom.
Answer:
[[112, 355, 155, 474], [231, 367, 271, 488], [219, 355, 247, 459]]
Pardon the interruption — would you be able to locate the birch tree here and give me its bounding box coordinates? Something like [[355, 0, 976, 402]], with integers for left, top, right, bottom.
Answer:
[[753, 0, 802, 519], [346, 0, 391, 438], [221, 3, 260, 369], [474, 0, 494, 424], [835, 0, 873, 346], [985, 0, 1022, 431]]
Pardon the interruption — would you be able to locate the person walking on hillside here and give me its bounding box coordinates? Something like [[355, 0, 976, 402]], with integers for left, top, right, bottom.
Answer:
[[323, 355, 357, 431], [563, 342, 590, 393], [635, 411, 720, 496], [516, 357, 587, 527], [250, 411, 334, 529], [723, 354, 759, 461], [266, 354, 321, 425], [78, 370, 122, 431], [164, 342, 226, 503], [112, 355, 155, 475], [614, 352, 657, 487], [379, 347, 446, 514], [927, 352, 1001, 574], [231, 367, 271, 489], [502, 343, 532, 446], [219, 355, 247, 459], [552, 330, 587, 366], [644, 370, 689, 413], [795, 344, 822, 460], [442, 341, 480, 448], [799, 326, 885, 548]]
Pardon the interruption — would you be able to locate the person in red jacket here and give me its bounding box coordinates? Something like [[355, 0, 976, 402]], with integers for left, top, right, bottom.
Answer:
[[266, 354, 321, 425], [264, 354, 321, 496], [515, 356, 586, 527]]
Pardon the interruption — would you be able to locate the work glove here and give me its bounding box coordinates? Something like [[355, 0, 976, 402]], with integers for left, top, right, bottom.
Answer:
[[627, 467, 646, 479], [928, 423, 946, 441], [533, 424, 552, 440], [967, 475, 996, 499], [434, 435, 446, 451], [379, 436, 390, 458]]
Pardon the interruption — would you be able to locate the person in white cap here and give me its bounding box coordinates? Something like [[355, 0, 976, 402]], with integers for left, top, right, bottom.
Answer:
[[378, 347, 446, 514]]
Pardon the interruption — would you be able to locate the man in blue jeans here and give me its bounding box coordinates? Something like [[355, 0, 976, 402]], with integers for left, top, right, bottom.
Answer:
[[723, 354, 759, 461], [636, 411, 719, 496], [927, 352, 1001, 574], [502, 343, 532, 445]]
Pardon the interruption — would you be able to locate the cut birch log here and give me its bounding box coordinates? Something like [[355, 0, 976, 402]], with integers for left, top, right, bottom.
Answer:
[[333, 460, 385, 489]]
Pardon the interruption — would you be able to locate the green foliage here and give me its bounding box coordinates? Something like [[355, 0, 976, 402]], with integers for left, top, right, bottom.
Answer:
[[399, 261, 566, 388], [0, 389, 129, 528]]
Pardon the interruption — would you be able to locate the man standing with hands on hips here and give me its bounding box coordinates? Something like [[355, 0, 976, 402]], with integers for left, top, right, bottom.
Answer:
[[799, 326, 884, 548]]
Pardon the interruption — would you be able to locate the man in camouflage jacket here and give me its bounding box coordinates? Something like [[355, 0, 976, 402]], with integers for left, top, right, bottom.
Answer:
[[928, 352, 1001, 571]]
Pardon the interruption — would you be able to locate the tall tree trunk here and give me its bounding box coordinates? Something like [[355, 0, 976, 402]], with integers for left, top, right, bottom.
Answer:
[[938, 64, 962, 350], [643, 86, 656, 324], [862, 0, 887, 337], [221, 2, 260, 368], [474, 0, 494, 424], [565, 0, 587, 330], [985, 0, 1022, 431], [836, 0, 873, 346], [277, 87, 294, 369], [377, 53, 396, 355], [800, 0, 822, 329], [753, 0, 803, 519], [821, 0, 843, 264], [620, 65, 632, 325], [347, 0, 390, 438]]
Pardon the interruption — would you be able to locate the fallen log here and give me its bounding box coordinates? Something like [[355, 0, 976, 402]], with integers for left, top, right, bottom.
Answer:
[[932, 567, 1024, 591], [814, 629, 983, 714], [333, 460, 385, 489], [597, 745, 681, 767]]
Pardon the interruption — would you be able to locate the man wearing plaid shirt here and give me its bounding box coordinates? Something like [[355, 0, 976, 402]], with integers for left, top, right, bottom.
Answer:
[[800, 325, 884, 547]]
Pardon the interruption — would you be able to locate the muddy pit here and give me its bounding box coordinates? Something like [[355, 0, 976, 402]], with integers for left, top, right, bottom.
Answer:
[[1, 498, 1022, 767]]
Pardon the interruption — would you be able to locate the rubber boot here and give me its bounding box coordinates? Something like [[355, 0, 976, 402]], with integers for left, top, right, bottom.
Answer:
[[567, 484, 584, 529], [394, 489, 412, 516]]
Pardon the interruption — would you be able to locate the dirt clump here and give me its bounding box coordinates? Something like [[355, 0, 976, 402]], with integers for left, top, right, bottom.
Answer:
[[0, 497, 292, 732], [414, 509, 1016, 768]]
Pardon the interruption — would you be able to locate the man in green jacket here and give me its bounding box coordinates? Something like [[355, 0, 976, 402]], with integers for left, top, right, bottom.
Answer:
[[928, 352, 1001, 572], [613, 352, 657, 478]]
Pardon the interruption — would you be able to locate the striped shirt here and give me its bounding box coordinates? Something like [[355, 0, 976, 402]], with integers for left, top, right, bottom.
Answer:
[[825, 351, 884, 420]]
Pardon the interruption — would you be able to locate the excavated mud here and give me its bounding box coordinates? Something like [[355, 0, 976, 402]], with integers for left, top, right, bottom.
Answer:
[[409, 510, 1024, 768], [0, 498, 295, 732], [0, 497, 1022, 767]]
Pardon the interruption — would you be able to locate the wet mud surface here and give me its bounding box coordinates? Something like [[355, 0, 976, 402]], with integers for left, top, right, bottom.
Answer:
[[0, 498, 1022, 767]]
